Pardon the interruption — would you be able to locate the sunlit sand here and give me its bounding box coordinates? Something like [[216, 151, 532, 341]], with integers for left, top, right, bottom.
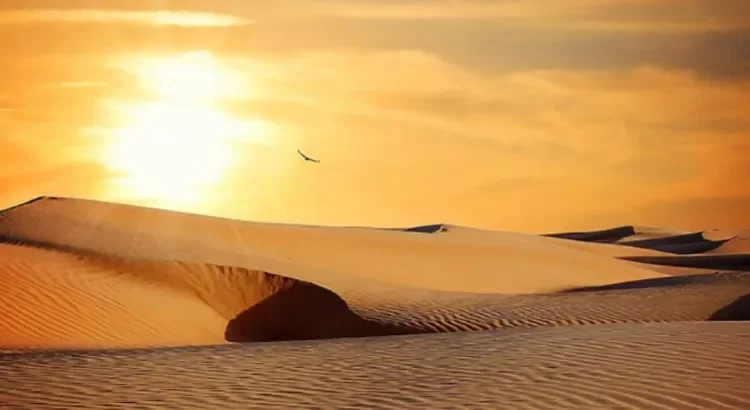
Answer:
[[1, 197, 748, 408]]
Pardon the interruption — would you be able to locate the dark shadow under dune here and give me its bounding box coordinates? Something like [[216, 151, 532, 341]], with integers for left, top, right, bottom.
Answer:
[[409, 224, 446, 234], [619, 232, 732, 255], [641, 239, 731, 255], [224, 282, 423, 343], [621, 232, 706, 248], [398, 224, 448, 234], [622, 254, 750, 271], [560, 271, 750, 293], [709, 294, 750, 321], [544, 226, 636, 243]]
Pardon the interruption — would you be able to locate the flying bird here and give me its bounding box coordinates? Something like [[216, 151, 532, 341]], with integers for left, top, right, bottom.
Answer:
[[297, 149, 320, 163]]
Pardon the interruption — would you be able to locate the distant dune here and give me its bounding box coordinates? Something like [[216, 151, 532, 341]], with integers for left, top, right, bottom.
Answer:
[[708, 233, 750, 254], [544, 225, 637, 242], [1, 197, 748, 408]]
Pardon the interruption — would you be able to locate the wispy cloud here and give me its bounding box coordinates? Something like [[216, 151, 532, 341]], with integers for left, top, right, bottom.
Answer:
[[258, 0, 747, 32], [0, 9, 253, 27], [219, 50, 750, 215], [276, 0, 604, 20]]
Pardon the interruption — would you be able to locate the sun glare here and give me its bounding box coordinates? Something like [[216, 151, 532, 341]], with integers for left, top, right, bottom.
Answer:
[[104, 51, 267, 206], [137, 51, 239, 101]]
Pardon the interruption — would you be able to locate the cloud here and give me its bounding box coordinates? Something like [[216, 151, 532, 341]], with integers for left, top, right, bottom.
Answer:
[[1, 4, 745, 79], [215, 51, 750, 221], [273, 0, 605, 20], [261, 51, 749, 221], [256, 0, 748, 32], [1, 38, 748, 229], [0, 9, 253, 27], [222, 18, 748, 80], [243, 50, 750, 144]]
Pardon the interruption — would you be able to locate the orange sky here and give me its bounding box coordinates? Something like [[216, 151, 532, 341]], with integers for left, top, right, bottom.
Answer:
[[0, 0, 748, 232]]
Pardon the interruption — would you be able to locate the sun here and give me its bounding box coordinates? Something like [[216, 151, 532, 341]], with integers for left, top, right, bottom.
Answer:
[[135, 51, 240, 101], [104, 51, 267, 206]]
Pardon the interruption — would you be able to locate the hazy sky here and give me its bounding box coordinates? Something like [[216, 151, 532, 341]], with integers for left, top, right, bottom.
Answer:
[[0, 0, 748, 232]]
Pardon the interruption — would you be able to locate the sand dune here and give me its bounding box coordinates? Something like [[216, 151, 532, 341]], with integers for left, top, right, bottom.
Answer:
[[1, 197, 749, 408], [544, 226, 749, 274], [0, 197, 663, 294], [2, 236, 748, 347], [2, 323, 749, 409]]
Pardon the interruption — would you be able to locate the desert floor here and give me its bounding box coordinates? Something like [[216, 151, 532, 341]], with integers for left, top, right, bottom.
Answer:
[[1, 197, 748, 409]]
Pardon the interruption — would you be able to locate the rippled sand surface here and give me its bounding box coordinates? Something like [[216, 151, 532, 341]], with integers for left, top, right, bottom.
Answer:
[[1, 197, 748, 409]]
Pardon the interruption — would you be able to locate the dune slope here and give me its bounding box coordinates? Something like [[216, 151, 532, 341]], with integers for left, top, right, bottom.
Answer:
[[2, 237, 748, 347], [0, 197, 663, 294]]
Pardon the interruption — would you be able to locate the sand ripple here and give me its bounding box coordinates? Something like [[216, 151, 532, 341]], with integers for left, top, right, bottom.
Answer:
[[2, 323, 749, 409]]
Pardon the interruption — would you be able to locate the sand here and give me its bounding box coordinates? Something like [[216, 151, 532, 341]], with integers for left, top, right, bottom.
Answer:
[[2, 323, 749, 409], [1, 197, 749, 409], [0, 198, 664, 294]]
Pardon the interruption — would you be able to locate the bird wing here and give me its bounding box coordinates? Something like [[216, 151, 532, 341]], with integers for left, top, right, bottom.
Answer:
[[298, 149, 319, 162]]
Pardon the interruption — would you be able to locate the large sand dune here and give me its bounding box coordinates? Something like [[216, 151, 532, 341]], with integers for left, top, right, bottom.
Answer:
[[1, 197, 749, 409], [2, 239, 748, 347], [0, 197, 663, 294]]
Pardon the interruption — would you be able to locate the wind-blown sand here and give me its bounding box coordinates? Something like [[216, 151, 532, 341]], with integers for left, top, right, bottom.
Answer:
[[1, 197, 748, 409]]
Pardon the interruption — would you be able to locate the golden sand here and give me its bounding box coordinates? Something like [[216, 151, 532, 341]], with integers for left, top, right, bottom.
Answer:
[[1, 197, 748, 409]]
